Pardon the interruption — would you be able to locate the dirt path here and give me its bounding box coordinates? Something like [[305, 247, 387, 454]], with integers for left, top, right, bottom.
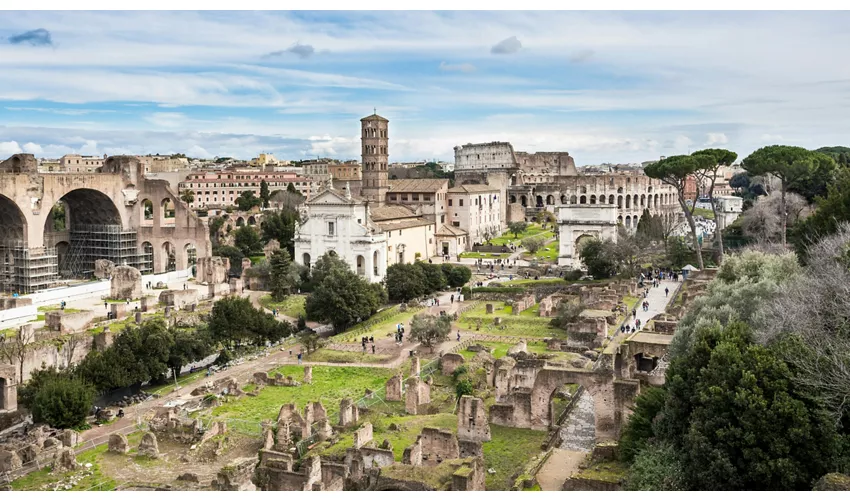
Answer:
[[536, 449, 587, 491]]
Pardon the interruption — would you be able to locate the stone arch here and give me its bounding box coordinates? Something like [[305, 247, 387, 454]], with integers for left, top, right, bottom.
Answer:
[[162, 241, 176, 272], [536, 195, 543, 207], [625, 215, 631, 228], [236, 217, 245, 227], [617, 187, 623, 194], [530, 368, 616, 440], [0, 193, 28, 243], [580, 186, 587, 194], [184, 243, 197, 268], [141, 199, 154, 225], [58, 188, 122, 228], [510, 195, 517, 204], [142, 241, 154, 274], [632, 194, 638, 207], [617, 215, 623, 225], [356, 255, 366, 276], [575, 234, 595, 254], [161, 198, 175, 226], [653, 194, 659, 208], [373, 251, 380, 277], [303, 252, 311, 268], [617, 195, 623, 209], [520, 195, 527, 207], [561, 194, 567, 204], [607, 195, 614, 205], [625, 196, 631, 209], [248, 216, 257, 226], [55, 241, 70, 275], [640, 194, 646, 207], [579, 195, 587, 204], [546, 194, 555, 205], [647, 186, 653, 193], [590, 195, 597, 204]]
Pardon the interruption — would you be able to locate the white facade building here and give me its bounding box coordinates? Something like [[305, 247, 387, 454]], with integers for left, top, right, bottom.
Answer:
[[293, 185, 387, 283], [557, 204, 619, 269], [447, 184, 502, 249]]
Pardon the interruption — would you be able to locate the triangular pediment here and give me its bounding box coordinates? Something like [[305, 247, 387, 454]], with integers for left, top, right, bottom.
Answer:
[[308, 189, 357, 205]]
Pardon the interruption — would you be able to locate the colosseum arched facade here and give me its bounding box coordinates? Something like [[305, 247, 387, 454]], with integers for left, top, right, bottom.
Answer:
[[454, 143, 680, 231]]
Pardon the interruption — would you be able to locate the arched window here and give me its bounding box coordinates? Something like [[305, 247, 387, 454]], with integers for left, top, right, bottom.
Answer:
[[570, 195, 577, 204], [625, 215, 631, 228], [510, 195, 517, 203], [580, 195, 587, 204], [626, 195, 631, 209], [561, 195, 567, 204], [617, 195, 623, 208], [546, 195, 554, 205], [303, 253, 311, 268], [608, 195, 615, 204], [590, 195, 597, 204]]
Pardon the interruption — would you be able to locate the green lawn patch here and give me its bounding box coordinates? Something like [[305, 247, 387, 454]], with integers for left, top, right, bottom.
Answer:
[[146, 369, 208, 396], [249, 255, 266, 265], [524, 240, 559, 263], [304, 350, 392, 364], [258, 294, 306, 318], [211, 365, 392, 423], [337, 305, 421, 343], [490, 223, 553, 247], [573, 458, 629, 484], [459, 252, 511, 259], [692, 207, 715, 220], [484, 425, 549, 490], [498, 277, 567, 287], [457, 302, 564, 338], [11, 444, 116, 491]]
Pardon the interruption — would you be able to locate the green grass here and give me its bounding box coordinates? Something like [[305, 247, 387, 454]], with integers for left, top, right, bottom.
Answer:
[[337, 305, 420, 343], [211, 365, 392, 423], [249, 255, 266, 264], [484, 425, 549, 490], [11, 444, 116, 491], [457, 302, 564, 338], [304, 350, 392, 364], [37, 305, 82, 313], [524, 240, 559, 263], [692, 207, 715, 220], [574, 459, 629, 484], [497, 277, 567, 287], [490, 223, 553, 247], [146, 369, 208, 396], [258, 294, 306, 318], [459, 340, 580, 365]]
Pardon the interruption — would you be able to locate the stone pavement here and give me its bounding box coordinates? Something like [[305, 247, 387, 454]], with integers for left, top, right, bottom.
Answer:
[[558, 389, 596, 452]]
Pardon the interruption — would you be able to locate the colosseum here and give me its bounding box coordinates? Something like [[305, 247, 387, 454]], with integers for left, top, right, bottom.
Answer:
[[453, 141, 680, 230]]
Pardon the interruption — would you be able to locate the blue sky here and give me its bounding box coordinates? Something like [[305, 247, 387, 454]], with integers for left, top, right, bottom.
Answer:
[[0, 10, 849, 165]]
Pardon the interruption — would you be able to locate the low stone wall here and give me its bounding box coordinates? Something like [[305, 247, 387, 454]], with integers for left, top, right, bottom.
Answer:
[[159, 289, 199, 310], [511, 294, 536, 315], [44, 310, 95, 334]]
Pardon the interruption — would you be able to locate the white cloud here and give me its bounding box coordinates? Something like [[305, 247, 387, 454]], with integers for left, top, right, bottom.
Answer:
[[0, 141, 23, 156], [22, 142, 43, 154], [673, 135, 694, 152], [186, 145, 211, 158], [705, 133, 728, 146], [439, 61, 476, 73], [491, 36, 522, 55]]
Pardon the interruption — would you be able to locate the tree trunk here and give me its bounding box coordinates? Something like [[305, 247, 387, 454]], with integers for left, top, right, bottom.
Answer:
[[679, 193, 705, 269], [780, 179, 787, 248], [708, 182, 724, 263]]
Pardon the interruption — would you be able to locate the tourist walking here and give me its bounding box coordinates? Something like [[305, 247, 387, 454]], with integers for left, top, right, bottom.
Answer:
[[665, 287, 669, 297], [297, 352, 302, 364]]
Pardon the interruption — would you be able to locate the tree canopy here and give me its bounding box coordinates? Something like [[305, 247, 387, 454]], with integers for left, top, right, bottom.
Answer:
[[305, 253, 385, 332]]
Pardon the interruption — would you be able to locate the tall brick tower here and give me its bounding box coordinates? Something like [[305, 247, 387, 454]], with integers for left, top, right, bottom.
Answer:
[[360, 112, 389, 206]]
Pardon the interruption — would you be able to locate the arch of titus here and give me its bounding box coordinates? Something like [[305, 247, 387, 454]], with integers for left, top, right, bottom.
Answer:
[[0, 154, 211, 294]]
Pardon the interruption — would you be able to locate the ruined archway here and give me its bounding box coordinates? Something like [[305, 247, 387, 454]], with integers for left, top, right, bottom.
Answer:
[[141, 199, 154, 225], [0, 193, 28, 244], [236, 217, 245, 227], [161, 198, 175, 226], [530, 368, 618, 440], [608, 195, 615, 205], [52, 189, 123, 278], [162, 241, 176, 272], [579, 196, 587, 204], [546, 195, 554, 205], [510, 195, 517, 204], [520, 195, 527, 207], [141, 241, 154, 274]]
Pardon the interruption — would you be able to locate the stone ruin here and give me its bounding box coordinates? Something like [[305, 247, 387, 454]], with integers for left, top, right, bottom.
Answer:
[[263, 239, 281, 259], [147, 407, 227, 445], [196, 256, 230, 284], [191, 376, 243, 397], [338, 398, 360, 427], [440, 353, 465, 376], [385, 373, 403, 402], [213, 456, 259, 491], [45, 310, 95, 334], [511, 294, 536, 315], [0, 426, 79, 476], [253, 371, 301, 387], [94, 259, 115, 279], [110, 265, 143, 300], [457, 396, 491, 458], [137, 432, 160, 458], [406, 427, 459, 466], [108, 433, 129, 454], [158, 289, 198, 310], [405, 376, 431, 415], [303, 366, 313, 384]]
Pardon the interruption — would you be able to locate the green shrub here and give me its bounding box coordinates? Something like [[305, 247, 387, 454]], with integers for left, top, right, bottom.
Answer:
[[31, 377, 95, 429], [455, 378, 474, 399]]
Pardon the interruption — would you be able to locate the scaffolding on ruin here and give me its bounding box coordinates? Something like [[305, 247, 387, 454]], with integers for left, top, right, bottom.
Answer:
[[61, 224, 151, 278], [0, 241, 59, 294]]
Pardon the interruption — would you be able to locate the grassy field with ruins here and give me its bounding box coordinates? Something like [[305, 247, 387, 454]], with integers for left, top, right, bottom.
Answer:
[[456, 301, 564, 338], [211, 365, 393, 424], [335, 305, 423, 343], [258, 294, 306, 318]]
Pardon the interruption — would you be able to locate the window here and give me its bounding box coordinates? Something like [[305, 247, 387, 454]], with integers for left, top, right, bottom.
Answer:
[[452, 221, 460, 227], [448, 199, 453, 207], [328, 222, 335, 236], [459, 199, 464, 207], [412, 194, 419, 201], [401, 194, 408, 201], [441, 215, 445, 223], [424, 194, 431, 201], [398, 230, 402, 236], [389, 194, 397, 201]]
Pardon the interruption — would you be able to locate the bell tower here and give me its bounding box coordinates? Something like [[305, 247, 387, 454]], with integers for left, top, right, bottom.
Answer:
[[360, 112, 389, 206]]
